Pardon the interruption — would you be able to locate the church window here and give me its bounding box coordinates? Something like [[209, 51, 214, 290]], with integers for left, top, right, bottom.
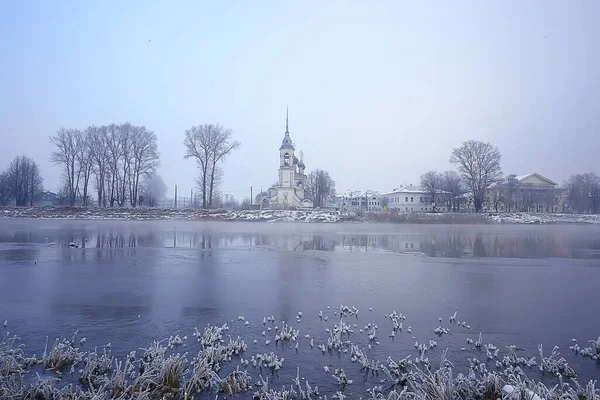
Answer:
[[284, 153, 290, 166]]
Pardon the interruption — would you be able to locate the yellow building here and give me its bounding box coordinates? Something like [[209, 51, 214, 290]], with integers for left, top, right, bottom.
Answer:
[[486, 173, 564, 213]]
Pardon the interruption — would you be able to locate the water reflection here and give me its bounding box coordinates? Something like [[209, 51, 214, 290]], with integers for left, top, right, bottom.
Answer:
[[1, 224, 599, 259]]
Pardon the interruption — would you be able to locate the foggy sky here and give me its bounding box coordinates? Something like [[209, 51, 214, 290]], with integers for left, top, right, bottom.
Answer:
[[1, 1, 599, 199]]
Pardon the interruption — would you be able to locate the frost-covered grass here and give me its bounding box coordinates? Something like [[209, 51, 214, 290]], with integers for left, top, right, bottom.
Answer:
[[1, 307, 599, 400], [3, 206, 600, 225], [0, 206, 345, 223]]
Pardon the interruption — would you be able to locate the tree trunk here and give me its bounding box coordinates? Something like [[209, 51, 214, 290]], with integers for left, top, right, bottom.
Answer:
[[201, 165, 207, 208], [208, 163, 217, 208]]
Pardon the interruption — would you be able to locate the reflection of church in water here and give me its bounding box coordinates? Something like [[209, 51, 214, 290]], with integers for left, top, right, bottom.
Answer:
[[268, 109, 313, 209]]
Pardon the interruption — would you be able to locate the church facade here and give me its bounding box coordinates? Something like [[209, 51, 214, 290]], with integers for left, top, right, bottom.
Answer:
[[268, 111, 313, 209]]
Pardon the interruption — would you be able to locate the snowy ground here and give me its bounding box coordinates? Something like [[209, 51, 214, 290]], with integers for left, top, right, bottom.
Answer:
[[488, 212, 600, 224], [0, 206, 344, 223], [1, 207, 600, 224]]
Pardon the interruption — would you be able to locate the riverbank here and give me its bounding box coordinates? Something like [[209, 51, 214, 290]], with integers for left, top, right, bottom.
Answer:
[[1, 310, 599, 399], [1, 206, 599, 224]]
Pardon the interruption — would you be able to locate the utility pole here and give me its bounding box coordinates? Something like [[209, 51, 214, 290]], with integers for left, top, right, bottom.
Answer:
[[250, 186, 253, 209], [174, 185, 178, 209], [260, 186, 263, 210]]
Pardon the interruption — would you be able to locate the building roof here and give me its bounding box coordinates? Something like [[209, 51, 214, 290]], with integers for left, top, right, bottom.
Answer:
[[279, 132, 294, 150], [279, 107, 295, 150], [338, 191, 380, 199], [381, 185, 450, 196], [382, 185, 427, 195], [514, 173, 558, 186]]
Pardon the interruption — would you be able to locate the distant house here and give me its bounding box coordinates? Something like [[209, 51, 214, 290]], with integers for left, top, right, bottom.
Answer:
[[514, 173, 563, 213], [381, 185, 447, 213], [339, 191, 382, 212], [485, 173, 563, 213], [34, 191, 58, 206]]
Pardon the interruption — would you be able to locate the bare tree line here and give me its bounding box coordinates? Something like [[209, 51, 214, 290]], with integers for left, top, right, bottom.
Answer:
[[416, 141, 503, 214], [416, 140, 600, 214], [50, 123, 160, 207], [418, 170, 468, 212], [565, 173, 600, 214], [0, 156, 43, 206], [305, 169, 336, 208]]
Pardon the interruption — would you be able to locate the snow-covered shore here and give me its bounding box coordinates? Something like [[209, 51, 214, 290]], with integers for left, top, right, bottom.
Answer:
[[0, 206, 344, 223], [1, 207, 600, 224], [489, 212, 600, 224]]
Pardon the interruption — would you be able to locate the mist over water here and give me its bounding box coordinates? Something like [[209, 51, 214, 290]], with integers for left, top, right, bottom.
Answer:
[[1, 220, 600, 259]]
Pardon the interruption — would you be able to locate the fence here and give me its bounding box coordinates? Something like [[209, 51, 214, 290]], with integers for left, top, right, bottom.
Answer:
[[157, 197, 199, 209]]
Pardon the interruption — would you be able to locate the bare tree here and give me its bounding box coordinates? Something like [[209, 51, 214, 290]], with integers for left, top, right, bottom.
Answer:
[[74, 129, 94, 206], [27, 162, 43, 206], [450, 140, 502, 213], [184, 125, 213, 208], [5, 156, 43, 206], [50, 128, 82, 206], [116, 123, 134, 206], [488, 181, 505, 213], [104, 124, 123, 207], [222, 195, 240, 209], [306, 169, 335, 208], [88, 126, 109, 207], [198, 166, 223, 208], [139, 174, 167, 207], [129, 125, 160, 207], [420, 170, 443, 211], [504, 174, 518, 212], [441, 171, 464, 212], [0, 172, 11, 205], [208, 126, 240, 207], [240, 197, 252, 210], [587, 174, 600, 214], [566, 173, 600, 214], [184, 124, 240, 208]]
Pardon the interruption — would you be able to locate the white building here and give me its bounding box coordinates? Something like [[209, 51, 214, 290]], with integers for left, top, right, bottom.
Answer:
[[268, 110, 313, 209], [381, 185, 447, 212], [339, 191, 382, 212]]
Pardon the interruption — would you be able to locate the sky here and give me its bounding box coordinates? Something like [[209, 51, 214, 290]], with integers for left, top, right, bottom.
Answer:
[[1, 1, 599, 199]]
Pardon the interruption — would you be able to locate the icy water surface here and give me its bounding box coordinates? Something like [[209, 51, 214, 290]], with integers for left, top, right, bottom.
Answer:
[[1, 220, 600, 397]]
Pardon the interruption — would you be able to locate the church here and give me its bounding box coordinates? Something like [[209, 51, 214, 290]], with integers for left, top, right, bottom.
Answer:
[[268, 110, 313, 209]]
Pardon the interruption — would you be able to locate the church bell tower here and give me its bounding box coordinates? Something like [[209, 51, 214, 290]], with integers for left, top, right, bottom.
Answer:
[[278, 107, 295, 187]]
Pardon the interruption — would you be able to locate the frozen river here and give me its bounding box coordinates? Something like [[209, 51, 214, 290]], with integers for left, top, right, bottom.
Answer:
[[1, 220, 599, 397]]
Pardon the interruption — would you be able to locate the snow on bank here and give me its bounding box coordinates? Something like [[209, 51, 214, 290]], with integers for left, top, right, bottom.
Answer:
[[489, 212, 600, 224], [0, 207, 344, 223], [2, 207, 600, 224]]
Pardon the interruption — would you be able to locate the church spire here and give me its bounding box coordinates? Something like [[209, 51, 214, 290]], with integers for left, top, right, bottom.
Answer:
[[285, 105, 289, 134], [279, 105, 295, 150]]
